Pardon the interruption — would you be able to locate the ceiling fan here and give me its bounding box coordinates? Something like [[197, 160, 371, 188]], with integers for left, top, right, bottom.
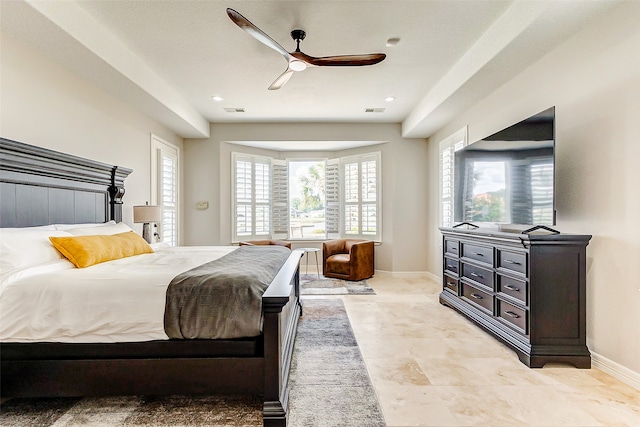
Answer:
[[226, 8, 386, 90]]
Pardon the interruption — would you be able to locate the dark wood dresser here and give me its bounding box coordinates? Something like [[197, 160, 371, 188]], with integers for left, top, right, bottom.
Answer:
[[439, 226, 592, 368]]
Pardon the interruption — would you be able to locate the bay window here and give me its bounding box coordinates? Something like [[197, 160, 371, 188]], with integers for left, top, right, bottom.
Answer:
[[232, 151, 381, 242]]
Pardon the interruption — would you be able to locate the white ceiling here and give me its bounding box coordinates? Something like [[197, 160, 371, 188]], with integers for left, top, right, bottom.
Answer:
[[0, 0, 620, 140]]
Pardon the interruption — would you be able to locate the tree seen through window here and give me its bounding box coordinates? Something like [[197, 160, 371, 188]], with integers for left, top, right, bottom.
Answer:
[[289, 160, 326, 239]]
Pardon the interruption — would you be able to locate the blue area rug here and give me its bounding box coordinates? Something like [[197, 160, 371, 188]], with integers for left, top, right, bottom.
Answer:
[[300, 274, 376, 295], [0, 300, 385, 426]]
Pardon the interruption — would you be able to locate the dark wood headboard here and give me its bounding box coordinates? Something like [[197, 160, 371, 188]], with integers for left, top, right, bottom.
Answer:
[[0, 137, 132, 228]]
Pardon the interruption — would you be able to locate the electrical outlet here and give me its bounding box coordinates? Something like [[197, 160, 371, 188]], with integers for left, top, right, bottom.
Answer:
[[196, 201, 209, 210]]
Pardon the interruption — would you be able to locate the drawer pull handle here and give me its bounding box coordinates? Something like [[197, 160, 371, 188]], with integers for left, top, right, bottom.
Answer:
[[470, 293, 483, 299], [504, 259, 521, 265], [470, 272, 483, 278], [474, 252, 484, 256], [447, 264, 456, 269], [503, 284, 519, 291], [504, 310, 520, 318]]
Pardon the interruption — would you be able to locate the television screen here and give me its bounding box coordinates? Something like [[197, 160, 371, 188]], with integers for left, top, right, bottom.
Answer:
[[454, 107, 555, 226]]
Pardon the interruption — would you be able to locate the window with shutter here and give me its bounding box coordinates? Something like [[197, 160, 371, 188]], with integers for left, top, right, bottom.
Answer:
[[160, 152, 178, 245], [325, 159, 340, 239], [288, 160, 326, 239], [439, 127, 467, 228], [235, 157, 252, 238], [232, 153, 273, 241], [254, 160, 270, 236], [231, 150, 381, 242], [151, 135, 179, 246], [271, 159, 289, 240], [341, 152, 381, 241]]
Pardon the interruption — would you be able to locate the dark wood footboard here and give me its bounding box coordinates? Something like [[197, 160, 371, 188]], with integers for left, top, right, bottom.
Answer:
[[0, 138, 304, 427], [262, 249, 303, 426], [1, 249, 303, 426]]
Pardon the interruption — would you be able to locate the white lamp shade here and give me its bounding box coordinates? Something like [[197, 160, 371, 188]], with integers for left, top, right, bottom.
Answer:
[[133, 205, 162, 223]]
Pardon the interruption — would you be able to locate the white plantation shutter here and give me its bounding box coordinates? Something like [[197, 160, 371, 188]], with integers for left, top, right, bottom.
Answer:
[[232, 153, 272, 241], [235, 155, 252, 238], [325, 159, 340, 239], [439, 127, 467, 228], [341, 152, 381, 241], [271, 159, 289, 239], [361, 158, 377, 236], [151, 135, 179, 246], [440, 144, 454, 228], [230, 151, 382, 242], [159, 151, 178, 245], [344, 161, 359, 235], [254, 159, 270, 236]]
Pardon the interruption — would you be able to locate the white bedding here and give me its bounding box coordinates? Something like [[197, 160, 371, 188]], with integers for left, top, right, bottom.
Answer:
[[0, 245, 237, 343]]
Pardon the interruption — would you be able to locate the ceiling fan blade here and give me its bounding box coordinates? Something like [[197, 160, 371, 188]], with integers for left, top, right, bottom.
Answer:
[[227, 8, 292, 62], [268, 68, 294, 90], [292, 52, 386, 67]]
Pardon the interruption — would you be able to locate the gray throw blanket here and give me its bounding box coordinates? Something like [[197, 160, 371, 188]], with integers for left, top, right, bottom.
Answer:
[[164, 245, 290, 339]]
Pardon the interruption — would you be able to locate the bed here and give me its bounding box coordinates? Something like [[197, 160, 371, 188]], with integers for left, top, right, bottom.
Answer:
[[0, 137, 303, 427]]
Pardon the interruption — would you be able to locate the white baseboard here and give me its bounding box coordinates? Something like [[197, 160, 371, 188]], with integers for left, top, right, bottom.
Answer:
[[375, 270, 441, 281], [591, 351, 640, 390], [374, 270, 427, 276], [374, 269, 428, 274], [425, 271, 440, 283]]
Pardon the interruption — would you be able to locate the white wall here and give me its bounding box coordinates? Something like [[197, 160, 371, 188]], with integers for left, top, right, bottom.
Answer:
[[0, 34, 184, 231], [427, 2, 640, 379], [183, 123, 429, 272]]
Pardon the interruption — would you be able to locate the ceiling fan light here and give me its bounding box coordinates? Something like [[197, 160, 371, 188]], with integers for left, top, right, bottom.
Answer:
[[289, 60, 307, 72]]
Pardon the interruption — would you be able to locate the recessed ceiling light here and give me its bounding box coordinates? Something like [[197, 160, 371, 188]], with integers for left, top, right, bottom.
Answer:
[[385, 96, 396, 102], [211, 95, 224, 102], [386, 37, 400, 47]]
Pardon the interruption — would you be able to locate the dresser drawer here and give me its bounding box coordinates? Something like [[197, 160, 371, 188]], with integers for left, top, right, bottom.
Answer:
[[444, 275, 458, 294], [498, 250, 527, 276], [462, 243, 494, 266], [462, 283, 493, 313], [444, 256, 459, 276], [497, 275, 527, 305], [461, 263, 493, 289], [445, 239, 460, 257], [497, 299, 527, 334]]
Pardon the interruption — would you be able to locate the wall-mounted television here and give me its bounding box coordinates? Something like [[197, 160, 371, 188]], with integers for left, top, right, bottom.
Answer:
[[454, 107, 555, 227]]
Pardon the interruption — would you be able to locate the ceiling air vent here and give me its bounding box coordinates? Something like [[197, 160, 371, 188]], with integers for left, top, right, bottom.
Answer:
[[365, 108, 385, 113], [224, 107, 245, 113]]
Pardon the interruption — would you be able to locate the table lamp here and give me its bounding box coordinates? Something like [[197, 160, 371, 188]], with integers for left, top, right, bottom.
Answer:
[[133, 203, 162, 243]]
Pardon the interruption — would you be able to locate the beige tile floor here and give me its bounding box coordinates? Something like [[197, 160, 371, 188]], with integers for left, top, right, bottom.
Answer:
[[310, 271, 640, 427]]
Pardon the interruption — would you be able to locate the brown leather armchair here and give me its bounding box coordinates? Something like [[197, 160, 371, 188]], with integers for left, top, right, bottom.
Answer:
[[322, 239, 374, 281], [239, 240, 291, 249]]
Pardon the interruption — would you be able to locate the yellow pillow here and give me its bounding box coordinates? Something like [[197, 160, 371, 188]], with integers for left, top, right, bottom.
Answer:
[[49, 231, 153, 268]]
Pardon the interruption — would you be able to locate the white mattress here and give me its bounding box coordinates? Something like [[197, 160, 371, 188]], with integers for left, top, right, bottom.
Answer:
[[0, 246, 237, 343]]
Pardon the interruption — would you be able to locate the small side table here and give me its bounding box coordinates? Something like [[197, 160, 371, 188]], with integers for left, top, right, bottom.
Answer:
[[300, 247, 320, 277]]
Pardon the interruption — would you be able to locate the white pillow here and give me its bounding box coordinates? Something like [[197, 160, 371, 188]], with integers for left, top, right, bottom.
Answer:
[[0, 225, 57, 231], [0, 228, 72, 274], [65, 222, 133, 236], [54, 220, 115, 231]]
